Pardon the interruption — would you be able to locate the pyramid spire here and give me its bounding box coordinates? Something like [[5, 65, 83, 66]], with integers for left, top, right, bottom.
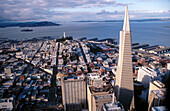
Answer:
[[123, 6, 130, 31], [115, 6, 134, 110]]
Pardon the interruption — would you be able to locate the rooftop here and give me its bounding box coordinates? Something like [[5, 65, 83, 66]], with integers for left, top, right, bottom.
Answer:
[[94, 94, 112, 100], [151, 106, 167, 111], [152, 80, 165, 88], [152, 47, 170, 52], [102, 102, 125, 111], [152, 88, 166, 99], [89, 85, 113, 94]]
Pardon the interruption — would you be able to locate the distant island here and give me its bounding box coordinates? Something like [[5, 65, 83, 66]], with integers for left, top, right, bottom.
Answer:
[[0, 21, 61, 28], [165, 26, 170, 28], [21, 29, 33, 32]]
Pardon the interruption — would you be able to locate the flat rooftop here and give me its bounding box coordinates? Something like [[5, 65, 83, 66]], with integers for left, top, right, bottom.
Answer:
[[152, 88, 166, 99], [89, 85, 113, 94], [103, 102, 124, 111]]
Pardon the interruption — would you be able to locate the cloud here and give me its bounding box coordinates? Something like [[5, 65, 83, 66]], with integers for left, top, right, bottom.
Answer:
[[151, 10, 169, 14], [137, 0, 152, 1], [0, 0, 132, 22], [0, 0, 169, 22], [96, 9, 170, 20], [97, 9, 120, 15], [78, 1, 132, 8], [132, 10, 170, 19]]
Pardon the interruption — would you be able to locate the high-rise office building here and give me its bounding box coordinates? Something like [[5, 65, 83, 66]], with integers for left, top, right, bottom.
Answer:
[[115, 6, 135, 110], [148, 80, 166, 111], [87, 85, 113, 111], [61, 77, 87, 111]]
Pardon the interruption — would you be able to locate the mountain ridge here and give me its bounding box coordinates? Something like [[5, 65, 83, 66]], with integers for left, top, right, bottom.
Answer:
[[0, 21, 61, 28]]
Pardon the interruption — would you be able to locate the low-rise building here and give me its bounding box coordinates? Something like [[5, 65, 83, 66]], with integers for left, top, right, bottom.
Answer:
[[137, 66, 159, 89], [0, 97, 14, 110]]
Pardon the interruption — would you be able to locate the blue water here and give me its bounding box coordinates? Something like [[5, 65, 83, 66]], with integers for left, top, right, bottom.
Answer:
[[0, 21, 170, 46]]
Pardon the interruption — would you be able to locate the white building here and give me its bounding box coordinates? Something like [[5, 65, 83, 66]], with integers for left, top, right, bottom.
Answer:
[[87, 73, 100, 80], [167, 63, 170, 77], [0, 97, 14, 110], [137, 66, 160, 89], [137, 67, 162, 102], [151, 106, 167, 111]]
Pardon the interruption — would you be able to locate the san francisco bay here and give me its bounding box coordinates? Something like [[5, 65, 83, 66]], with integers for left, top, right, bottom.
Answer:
[[0, 21, 170, 46]]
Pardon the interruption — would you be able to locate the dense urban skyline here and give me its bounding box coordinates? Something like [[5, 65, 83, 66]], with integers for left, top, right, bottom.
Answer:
[[0, 0, 170, 22], [0, 4, 169, 110]]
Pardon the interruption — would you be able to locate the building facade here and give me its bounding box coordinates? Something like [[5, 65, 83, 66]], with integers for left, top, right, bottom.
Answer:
[[87, 85, 113, 111], [115, 6, 135, 110], [61, 77, 87, 111], [148, 80, 166, 111]]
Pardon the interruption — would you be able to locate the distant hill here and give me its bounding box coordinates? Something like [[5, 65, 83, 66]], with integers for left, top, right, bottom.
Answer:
[[0, 21, 61, 28], [76, 18, 170, 22]]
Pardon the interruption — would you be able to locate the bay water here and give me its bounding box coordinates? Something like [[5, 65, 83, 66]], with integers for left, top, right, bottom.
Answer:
[[0, 21, 170, 46]]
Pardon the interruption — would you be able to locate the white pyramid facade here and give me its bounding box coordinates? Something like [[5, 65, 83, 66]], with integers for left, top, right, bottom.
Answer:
[[116, 6, 135, 110]]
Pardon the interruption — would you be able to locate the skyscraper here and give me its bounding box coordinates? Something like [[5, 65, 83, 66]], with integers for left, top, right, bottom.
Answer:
[[63, 32, 66, 38], [115, 6, 135, 110], [61, 77, 87, 111]]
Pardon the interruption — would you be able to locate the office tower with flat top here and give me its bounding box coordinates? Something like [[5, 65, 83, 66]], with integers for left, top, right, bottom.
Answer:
[[115, 6, 135, 110], [61, 77, 87, 111]]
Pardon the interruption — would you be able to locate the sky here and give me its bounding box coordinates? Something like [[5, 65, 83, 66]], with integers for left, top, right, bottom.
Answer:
[[0, 0, 170, 22]]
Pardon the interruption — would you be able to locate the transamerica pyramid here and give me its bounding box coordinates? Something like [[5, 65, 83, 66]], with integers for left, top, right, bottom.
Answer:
[[115, 6, 135, 110]]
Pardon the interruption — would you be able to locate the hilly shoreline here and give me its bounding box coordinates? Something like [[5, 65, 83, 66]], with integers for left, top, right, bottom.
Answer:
[[0, 21, 61, 28]]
